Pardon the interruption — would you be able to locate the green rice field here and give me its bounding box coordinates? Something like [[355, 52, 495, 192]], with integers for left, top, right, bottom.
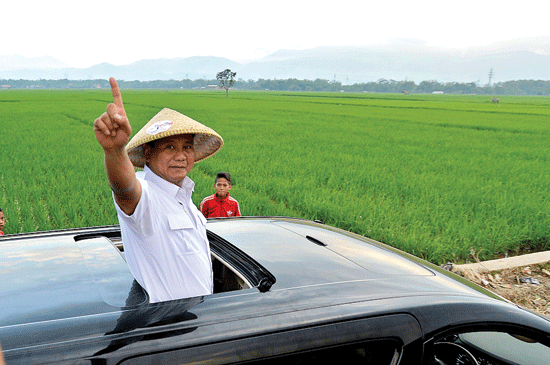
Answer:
[[1, 89, 549, 264]]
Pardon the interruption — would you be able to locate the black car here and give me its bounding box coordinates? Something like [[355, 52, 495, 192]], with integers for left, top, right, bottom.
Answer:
[[1, 217, 550, 365]]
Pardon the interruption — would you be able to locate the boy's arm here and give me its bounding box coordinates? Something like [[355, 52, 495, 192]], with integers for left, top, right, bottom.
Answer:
[[199, 199, 209, 218], [94, 78, 142, 215]]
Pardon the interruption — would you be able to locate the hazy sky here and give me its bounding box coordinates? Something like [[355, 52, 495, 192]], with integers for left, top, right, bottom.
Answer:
[[5, 0, 549, 68]]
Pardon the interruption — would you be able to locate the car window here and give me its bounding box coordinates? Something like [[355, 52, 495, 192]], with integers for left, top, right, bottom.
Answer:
[[240, 339, 401, 365], [211, 251, 253, 293], [431, 329, 550, 365], [120, 314, 421, 365], [460, 331, 550, 365]]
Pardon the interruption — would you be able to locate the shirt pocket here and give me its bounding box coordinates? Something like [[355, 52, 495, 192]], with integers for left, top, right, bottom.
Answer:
[[167, 213, 194, 230], [166, 213, 197, 255]]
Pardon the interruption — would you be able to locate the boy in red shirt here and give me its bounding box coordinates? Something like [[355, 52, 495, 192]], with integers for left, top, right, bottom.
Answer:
[[200, 172, 241, 218]]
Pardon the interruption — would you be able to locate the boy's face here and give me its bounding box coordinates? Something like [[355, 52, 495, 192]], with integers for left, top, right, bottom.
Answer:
[[0, 211, 5, 231], [214, 178, 232, 199]]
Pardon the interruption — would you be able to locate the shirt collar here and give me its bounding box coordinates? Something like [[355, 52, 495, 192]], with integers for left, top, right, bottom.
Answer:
[[142, 165, 195, 197], [215, 193, 230, 203]]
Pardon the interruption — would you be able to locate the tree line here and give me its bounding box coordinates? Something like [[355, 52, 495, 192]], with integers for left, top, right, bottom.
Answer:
[[1, 78, 550, 95]]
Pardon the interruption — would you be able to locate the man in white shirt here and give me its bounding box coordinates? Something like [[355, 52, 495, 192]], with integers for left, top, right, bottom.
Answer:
[[93, 78, 223, 302]]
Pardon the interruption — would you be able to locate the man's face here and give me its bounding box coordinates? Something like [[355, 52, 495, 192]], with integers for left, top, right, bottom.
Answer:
[[214, 178, 232, 199], [0, 211, 5, 231], [143, 134, 195, 187]]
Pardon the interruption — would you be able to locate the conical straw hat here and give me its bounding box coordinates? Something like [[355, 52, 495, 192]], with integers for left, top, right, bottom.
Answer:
[[126, 108, 223, 168]]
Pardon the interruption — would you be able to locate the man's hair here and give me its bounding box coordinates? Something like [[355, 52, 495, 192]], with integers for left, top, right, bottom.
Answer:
[[215, 172, 231, 184]]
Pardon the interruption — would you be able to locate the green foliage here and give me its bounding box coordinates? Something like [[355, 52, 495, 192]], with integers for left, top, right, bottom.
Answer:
[[216, 69, 237, 97], [2, 78, 550, 95], [1, 89, 549, 265]]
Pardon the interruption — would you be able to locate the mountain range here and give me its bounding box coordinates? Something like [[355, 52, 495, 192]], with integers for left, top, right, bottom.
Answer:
[[2, 37, 550, 84]]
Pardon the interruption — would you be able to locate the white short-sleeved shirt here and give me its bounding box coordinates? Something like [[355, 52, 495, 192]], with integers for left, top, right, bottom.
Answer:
[[115, 166, 213, 303]]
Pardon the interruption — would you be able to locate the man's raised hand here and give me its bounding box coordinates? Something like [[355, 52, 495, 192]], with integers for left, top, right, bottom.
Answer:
[[94, 78, 132, 150]]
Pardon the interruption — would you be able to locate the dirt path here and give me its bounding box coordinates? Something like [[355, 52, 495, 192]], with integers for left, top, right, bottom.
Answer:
[[451, 263, 550, 318]]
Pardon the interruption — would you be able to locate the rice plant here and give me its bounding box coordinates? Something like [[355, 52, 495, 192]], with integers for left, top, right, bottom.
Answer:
[[1, 89, 549, 264]]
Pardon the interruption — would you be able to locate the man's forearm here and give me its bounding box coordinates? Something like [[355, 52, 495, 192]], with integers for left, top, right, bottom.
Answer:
[[103, 147, 141, 214]]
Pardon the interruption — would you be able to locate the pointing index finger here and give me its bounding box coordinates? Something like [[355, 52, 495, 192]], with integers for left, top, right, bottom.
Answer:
[[109, 77, 125, 114]]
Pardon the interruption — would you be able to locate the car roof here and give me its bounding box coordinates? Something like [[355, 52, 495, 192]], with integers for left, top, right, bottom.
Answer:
[[0, 217, 501, 330], [207, 218, 434, 288], [206, 218, 508, 301]]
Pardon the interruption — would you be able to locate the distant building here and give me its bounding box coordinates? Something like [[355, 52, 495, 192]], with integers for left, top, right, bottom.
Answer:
[[1, 85, 10, 89]]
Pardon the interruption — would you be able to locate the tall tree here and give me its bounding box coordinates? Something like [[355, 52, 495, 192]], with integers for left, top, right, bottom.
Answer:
[[217, 69, 237, 97]]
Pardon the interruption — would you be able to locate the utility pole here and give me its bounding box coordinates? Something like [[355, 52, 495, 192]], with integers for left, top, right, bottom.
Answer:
[[488, 68, 494, 86]]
